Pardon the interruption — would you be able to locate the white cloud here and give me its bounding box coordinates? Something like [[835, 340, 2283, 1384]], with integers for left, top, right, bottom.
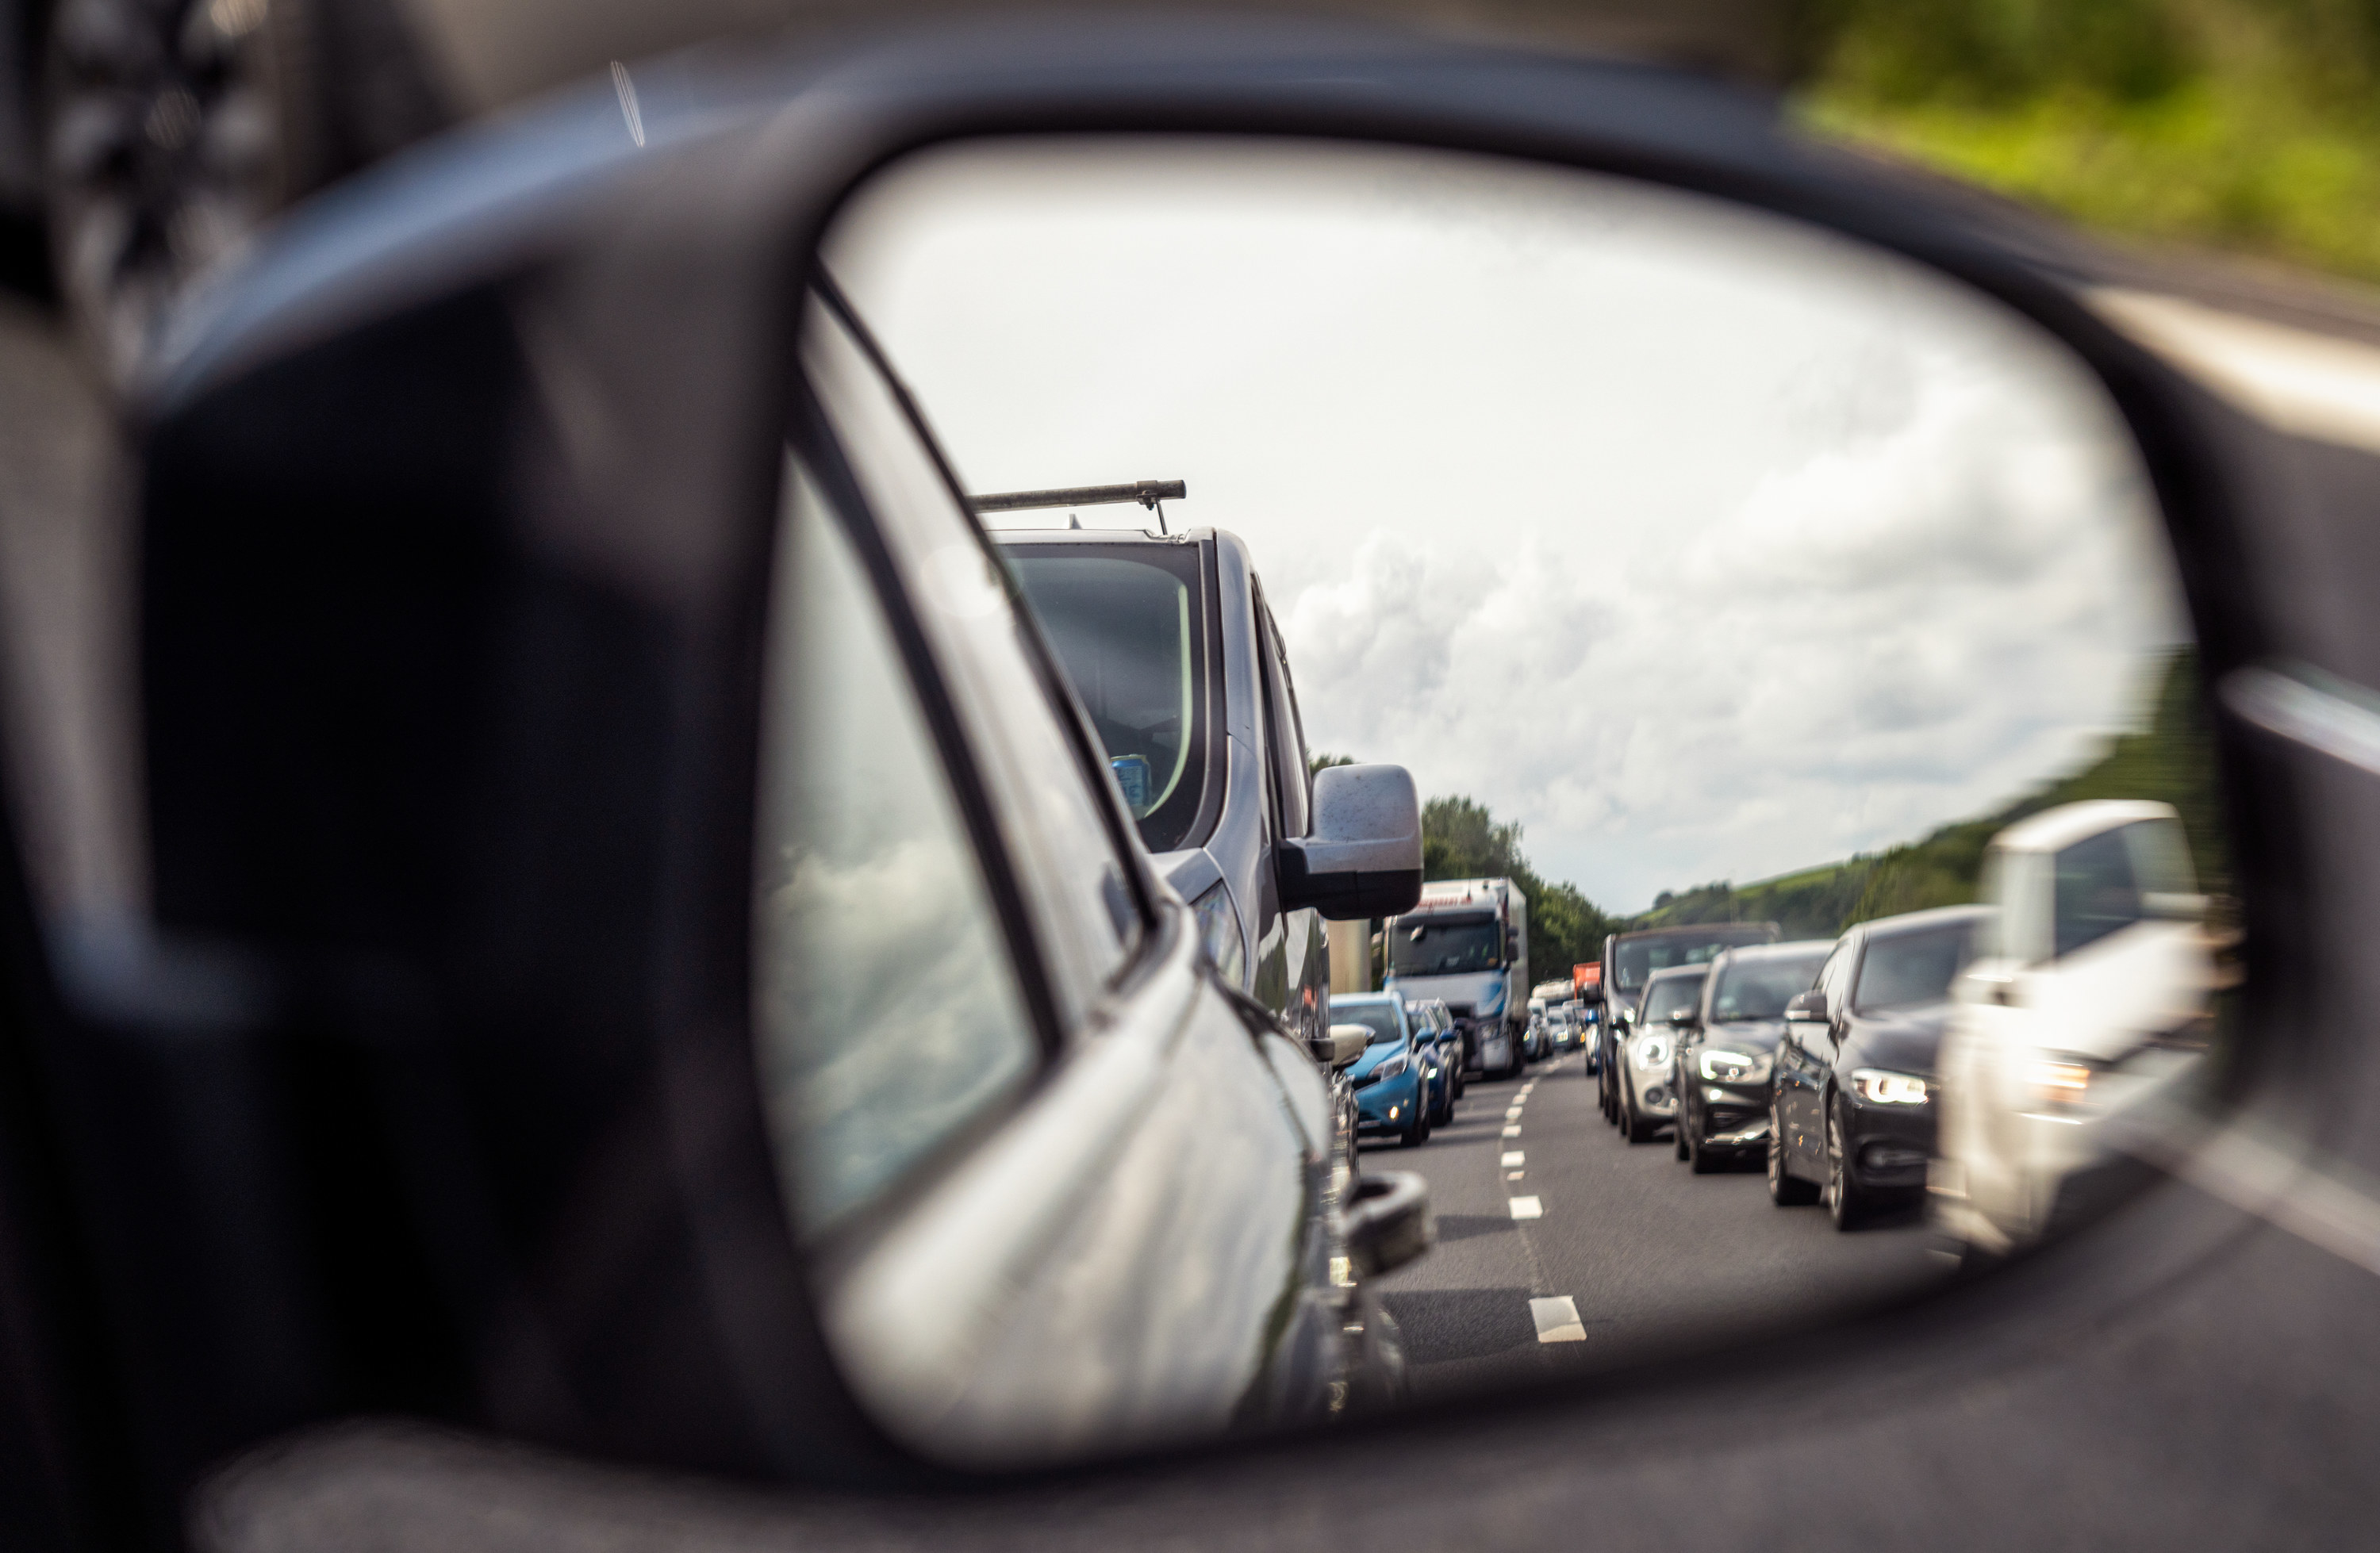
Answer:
[[830, 140, 2185, 913]]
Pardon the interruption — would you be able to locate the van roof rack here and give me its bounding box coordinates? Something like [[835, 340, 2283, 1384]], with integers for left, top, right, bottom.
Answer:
[[971, 479, 1186, 534]]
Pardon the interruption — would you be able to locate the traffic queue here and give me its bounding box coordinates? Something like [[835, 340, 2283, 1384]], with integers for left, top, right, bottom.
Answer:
[[1580, 799, 2226, 1253]]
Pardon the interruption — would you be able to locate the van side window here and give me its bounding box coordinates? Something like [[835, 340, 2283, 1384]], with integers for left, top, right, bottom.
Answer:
[[1253, 589, 1311, 838], [753, 460, 1038, 1237], [2053, 826, 2144, 958]]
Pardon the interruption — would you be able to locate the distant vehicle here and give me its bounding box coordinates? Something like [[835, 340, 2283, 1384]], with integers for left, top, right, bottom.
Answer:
[[1669, 939, 1833, 1172], [1769, 905, 1994, 1228], [1335, 992, 1434, 1148], [1409, 997, 1466, 1116], [1615, 964, 1710, 1143], [1388, 877, 1530, 1079], [1598, 922, 1781, 1127], [998, 518, 1422, 1173], [1933, 801, 2220, 1257]]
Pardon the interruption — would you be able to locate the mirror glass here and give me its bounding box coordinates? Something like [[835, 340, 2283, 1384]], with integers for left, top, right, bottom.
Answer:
[[777, 136, 2233, 1459]]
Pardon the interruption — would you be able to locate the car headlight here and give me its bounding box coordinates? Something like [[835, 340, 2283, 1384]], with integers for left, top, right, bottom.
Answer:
[[1851, 1068, 1930, 1105], [1372, 1053, 1408, 1082], [1633, 1036, 1671, 1072], [2029, 1057, 2096, 1113], [1698, 1048, 1773, 1084]]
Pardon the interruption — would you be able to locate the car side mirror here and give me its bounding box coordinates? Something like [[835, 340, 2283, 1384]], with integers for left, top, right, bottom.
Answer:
[[1315, 1023, 1372, 1070], [1784, 990, 1828, 1023], [1278, 764, 1422, 919], [1344, 1171, 1432, 1277]]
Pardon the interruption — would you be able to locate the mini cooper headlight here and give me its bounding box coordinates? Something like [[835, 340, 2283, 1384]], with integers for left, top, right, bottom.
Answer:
[[1633, 1036, 1672, 1072], [1851, 1068, 1930, 1105], [1698, 1048, 1772, 1084]]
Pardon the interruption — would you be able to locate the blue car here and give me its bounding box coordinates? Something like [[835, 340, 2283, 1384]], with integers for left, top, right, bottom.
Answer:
[[1334, 993, 1433, 1148]]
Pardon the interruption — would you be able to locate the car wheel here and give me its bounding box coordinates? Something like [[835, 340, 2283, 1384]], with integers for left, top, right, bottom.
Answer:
[[41, 0, 318, 387], [1825, 1108, 1866, 1231], [1673, 1096, 1691, 1160], [1768, 1098, 1818, 1206], [1621, 1083, 1653, 1144]]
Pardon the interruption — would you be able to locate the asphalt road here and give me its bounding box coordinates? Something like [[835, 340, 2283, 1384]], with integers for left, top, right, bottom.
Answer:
[[1369, 1050, 1943, 1401]]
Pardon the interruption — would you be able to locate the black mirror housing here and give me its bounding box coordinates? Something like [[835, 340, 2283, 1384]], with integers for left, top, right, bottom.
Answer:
[[1784, 990, 1828, 1023]]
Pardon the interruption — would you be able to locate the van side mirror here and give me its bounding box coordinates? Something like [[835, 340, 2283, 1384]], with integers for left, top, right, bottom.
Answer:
[[1313, 1023, 1372, 1069], [1784, 990, 1828, 1023], [1344, 1171, 1432, 1277], [1279, 765, 1422, 919]]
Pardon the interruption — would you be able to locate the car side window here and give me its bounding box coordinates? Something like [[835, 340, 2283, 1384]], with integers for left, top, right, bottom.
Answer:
[[2054, 826, 2144, 958], [1814, 941, 1851, 1019], [1253, 587, 1311, 839], [804, 297, 1140, 1027], [753, 458, 1039, 1238]]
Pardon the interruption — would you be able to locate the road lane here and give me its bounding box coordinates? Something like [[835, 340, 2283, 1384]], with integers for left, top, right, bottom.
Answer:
[[1369, 1050, 1947, 1402]]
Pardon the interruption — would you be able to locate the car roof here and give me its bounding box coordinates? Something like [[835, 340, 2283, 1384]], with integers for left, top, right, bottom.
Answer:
[[1990, 799, 2178, 855], [1852, 903, 1994, 941], [1613, 921, 1778, 943], [1334, 991, 1401, 1007], [1714, 938, 1833, 964], [1642, 963, 1710, 983]]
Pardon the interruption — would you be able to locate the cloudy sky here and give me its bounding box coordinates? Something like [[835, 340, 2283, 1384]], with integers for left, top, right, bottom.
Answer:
[[827, 140, 2186, 914]]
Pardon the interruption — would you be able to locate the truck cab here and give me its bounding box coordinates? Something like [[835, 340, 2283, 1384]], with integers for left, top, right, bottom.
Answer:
[[1385, 878, 1530, 1079]]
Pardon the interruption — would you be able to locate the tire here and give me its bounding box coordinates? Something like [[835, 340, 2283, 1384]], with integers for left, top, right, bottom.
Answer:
[[1400, 1100, 1429, 1148], [1825, 1108, 1867, 1230], [1621, 1082, 1654, 1144], [1768, 1097, 1818, 1206], [1673, 1102, 1691, 1160]]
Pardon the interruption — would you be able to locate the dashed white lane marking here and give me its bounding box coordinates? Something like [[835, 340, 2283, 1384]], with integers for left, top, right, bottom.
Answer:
[[1530, 1296, 1587, 1344], [1500, 1151, 1524, 1167], [1507, 1171, 1525, 1181], [1502, 1125, 1522, 1137], [1505, 1108, 1524, 1120], [1508, 1195, 1543, 1220]]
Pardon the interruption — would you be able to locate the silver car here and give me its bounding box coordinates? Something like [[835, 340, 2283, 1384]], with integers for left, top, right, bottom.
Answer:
[[1618, 964, 1710, 1143]]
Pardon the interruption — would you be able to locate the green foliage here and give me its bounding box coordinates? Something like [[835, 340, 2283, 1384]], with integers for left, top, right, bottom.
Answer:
[[1798, 1, 2380, 285], [1309, 751, 1356, 776], [1418, 795, 1618, 984]]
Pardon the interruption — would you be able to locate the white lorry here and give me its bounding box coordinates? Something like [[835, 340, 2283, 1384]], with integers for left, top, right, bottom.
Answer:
[[1386, 878, 1530, 1079]]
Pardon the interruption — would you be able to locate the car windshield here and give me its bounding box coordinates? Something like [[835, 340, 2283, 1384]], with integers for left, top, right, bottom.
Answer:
[[1613, 926, 1773, 999], [1853, 922, 1978, 1011], [1709, 949, 1829, 1022], [1391, 914, 1500, 976], [1007, 546, 1211, 853], [1337, 1003, 1407, 1045], [1638, 971, 1707, 1023]]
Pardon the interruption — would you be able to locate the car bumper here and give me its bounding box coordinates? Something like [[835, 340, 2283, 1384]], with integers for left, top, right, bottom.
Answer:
[[1687, 1079, 1772, 1148], [1626, 1067, 1677, 1118], [1355, 1072, 1424, 1132], [1844, 1099, 1936, 1191]]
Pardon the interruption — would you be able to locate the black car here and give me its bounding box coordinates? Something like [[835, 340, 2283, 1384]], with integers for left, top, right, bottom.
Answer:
[[1769, 906, 1994, 1228], [1669, 938, 1834, 1173], [1598, 922, 1780, 1128]]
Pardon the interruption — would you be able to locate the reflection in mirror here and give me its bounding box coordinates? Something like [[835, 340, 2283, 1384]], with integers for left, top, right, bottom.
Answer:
[[777, 136, 2232, 1456]]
